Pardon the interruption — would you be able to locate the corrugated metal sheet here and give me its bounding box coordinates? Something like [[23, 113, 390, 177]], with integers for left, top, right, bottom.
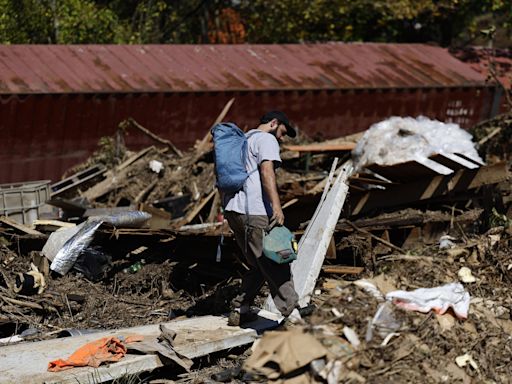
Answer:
[[0, 43, 487, 94]]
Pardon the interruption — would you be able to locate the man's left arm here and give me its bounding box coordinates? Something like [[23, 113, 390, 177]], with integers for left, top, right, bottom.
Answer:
[[260, 160, 284, 225]]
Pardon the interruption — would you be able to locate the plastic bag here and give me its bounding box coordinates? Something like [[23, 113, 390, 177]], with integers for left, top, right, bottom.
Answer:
[[352, 116, 483, 172]]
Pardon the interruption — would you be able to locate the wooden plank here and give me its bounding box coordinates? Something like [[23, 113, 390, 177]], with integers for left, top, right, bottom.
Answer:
[[283, 142, 356, 153], [192, 98, 235, 163], [345, 221, 403, 253], [117, 146, 156, 171], [468, 162, 509, 188], [81, 147, 157, 201], [177, 190, 216, 227], [431, 153, 479, 170], [138, 204, 172, 229], [367, 159, 450, 183], [306, 158, 339, 195], [322, 266, 364, 274], [0, 216, 45, 236], [325, 236, 337, 260], [348, 163, 509, 216], [0, 315, 257, 384], [33, 220, 76, 230], [50, 165, 107, 197]]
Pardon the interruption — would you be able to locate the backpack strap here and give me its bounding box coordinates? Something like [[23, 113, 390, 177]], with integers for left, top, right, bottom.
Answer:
[[243, 130, 264, 254]]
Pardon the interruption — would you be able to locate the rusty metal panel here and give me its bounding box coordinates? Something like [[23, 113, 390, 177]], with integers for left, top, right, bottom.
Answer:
[[0, 44, 489, 95], [0, 85, 494, 183]]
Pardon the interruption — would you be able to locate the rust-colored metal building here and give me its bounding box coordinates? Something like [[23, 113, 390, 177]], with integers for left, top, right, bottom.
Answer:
[[0, 43, 499, 183]]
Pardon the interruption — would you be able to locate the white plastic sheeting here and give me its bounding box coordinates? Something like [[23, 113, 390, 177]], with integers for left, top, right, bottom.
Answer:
[[386, 282, 470, 319], [352, 116, 483, 172]]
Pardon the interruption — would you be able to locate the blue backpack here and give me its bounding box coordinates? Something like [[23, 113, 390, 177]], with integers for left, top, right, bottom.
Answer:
[[211, 122, 259, 193]]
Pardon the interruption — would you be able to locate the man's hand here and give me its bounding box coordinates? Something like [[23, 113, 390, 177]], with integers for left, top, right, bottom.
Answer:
[[260, 160, 285, 226], [271, 205, 285, 226]]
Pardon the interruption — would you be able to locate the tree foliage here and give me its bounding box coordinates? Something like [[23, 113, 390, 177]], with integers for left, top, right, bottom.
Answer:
[[0, 0, 510, 46], [0, 0, 122, 43]]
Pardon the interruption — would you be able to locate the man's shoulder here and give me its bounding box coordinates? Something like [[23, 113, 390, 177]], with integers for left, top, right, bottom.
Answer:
[[248, 130, 278, 144]]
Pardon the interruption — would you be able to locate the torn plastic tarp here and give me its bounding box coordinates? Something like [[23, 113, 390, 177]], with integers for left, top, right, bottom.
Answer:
[[386, 282, 470, 319], [49, 211, 152, 276]]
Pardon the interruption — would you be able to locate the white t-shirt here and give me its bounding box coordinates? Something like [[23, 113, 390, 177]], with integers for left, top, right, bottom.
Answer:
[[224, 129, 281, 216]]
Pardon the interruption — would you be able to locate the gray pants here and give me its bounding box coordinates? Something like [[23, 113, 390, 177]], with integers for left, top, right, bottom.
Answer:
[[225, 211, 299, 316]]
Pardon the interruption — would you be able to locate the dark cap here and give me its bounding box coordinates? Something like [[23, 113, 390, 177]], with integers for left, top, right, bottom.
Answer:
[[260, 110, 296, 138]]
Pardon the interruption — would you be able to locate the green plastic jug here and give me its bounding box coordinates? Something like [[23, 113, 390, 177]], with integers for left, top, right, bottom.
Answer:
[[262, 225, 298, 264]]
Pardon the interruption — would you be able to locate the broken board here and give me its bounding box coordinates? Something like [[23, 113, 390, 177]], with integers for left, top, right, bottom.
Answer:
[[265, 160, 354, 312], [0, 315, 257, 384]]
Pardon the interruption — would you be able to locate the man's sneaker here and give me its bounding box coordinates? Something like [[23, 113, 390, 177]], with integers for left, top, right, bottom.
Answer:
[[298, 304, 316, 317], [227, 310, 259, 327]]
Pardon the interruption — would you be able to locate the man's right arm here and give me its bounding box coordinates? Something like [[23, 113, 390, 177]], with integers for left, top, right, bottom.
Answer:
[[260, 160, 284, 225]]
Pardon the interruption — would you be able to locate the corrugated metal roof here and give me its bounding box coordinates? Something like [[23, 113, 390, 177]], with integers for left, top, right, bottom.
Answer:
[[0, 43, 488, 94], [451, 47, 511, 89]]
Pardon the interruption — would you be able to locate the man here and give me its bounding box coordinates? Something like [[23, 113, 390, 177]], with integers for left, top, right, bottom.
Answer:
[[223, 110, 299, 326]]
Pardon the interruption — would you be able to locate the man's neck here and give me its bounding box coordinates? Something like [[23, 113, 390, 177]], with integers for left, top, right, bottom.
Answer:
[[256, 123, 272, 133]]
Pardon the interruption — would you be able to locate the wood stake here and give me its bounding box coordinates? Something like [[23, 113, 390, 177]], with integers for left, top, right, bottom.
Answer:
[[121, 118, 183, 158], [345, 221, 404, 253], [1, 296, 43, 310], [322, 266, 364, 274], [178, 190, 216, 227]]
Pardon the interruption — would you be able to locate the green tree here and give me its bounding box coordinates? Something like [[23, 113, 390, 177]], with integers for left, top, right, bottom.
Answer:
[[0, 0, 53, 43], [0, 0, 124, 43], [237, 0, 511, 46], [0, 0, 510, 45]]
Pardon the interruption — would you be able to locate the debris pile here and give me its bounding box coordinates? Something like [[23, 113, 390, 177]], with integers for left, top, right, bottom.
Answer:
[[0, 110, 510, 383]]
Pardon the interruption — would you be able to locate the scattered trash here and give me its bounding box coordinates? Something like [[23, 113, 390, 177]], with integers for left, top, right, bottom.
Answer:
[[439, 235, 457, 250], [13, 263, 46, 295], [123, 260, 145, 274], [366, 301, 401, 342], [0, 108, 510, 383], [331, 307, 342, 318], [380, 332, 400, 347], [48, 335, 143, 372], [352, 116, 483, 172], [50, 220, 103, 276], [243, 328, 327, 381], [57, 329, 99, 338], [455, 353, 479, 370], [386, 282, 470, 319], [90, 210, 152, 228], [342, 326, 360, 348], [48, 211, 151, 275], [149, 160, 164, 174], [127, 325, 193, 371], [457, 267, 477, 283], [74, 246, 112, 281], [354, 279, 385, 301]]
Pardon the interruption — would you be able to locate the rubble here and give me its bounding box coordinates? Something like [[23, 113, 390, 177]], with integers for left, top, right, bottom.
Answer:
[[0, 109, 511, 383]]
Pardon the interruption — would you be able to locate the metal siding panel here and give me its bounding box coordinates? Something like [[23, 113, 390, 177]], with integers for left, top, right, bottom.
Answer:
[[0, 88, 494, 183]]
